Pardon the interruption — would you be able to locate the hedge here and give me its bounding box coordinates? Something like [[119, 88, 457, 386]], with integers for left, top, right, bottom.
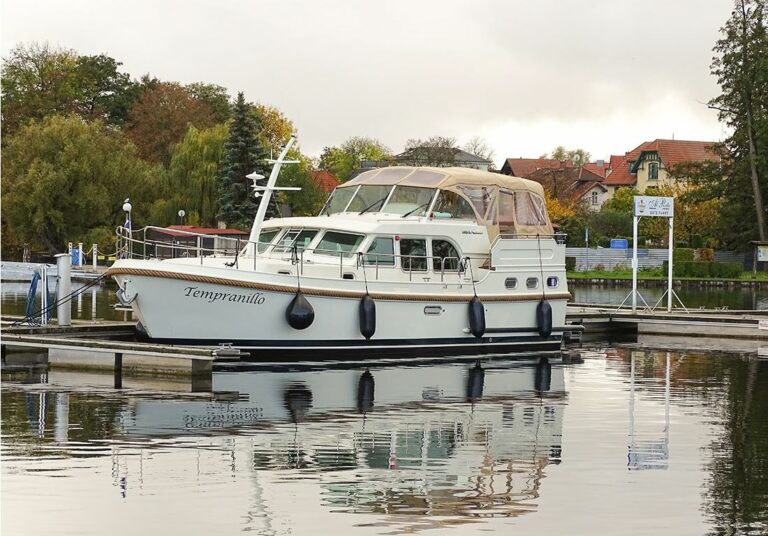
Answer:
[[661, 260, 742, 278]]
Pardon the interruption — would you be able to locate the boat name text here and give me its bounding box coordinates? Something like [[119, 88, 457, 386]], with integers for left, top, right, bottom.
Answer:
[[184, 286, 265, 305]]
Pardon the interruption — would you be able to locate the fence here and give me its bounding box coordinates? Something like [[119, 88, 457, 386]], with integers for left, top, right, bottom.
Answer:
[[566, 248, 747, 271]]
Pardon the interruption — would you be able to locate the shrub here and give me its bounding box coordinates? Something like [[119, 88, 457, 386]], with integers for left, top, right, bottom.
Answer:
[[696, 248, 715, 262], [565, 256, 576, 271], [594, 263, 606, 272], [674, 248, 695, 263], [666, 261, 742, 278]]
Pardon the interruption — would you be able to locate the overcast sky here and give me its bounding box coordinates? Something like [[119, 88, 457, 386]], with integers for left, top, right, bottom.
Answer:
[[2, 0, 734, 166]]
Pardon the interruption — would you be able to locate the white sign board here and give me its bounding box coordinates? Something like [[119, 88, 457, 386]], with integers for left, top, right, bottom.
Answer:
[[758, 245, 768, 262], [634, 196, 674, 218]]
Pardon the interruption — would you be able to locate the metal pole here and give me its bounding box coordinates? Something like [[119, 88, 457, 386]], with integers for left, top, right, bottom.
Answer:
[[55, 253, 72, 326], [92, 243, 97, 269], [667, 217, 674, 312], [78, 243, 84, 266], [40, 265, 48, 325], [632, 216, 639, 313]]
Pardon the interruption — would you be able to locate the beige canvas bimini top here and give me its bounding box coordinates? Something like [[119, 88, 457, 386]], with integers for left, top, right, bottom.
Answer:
[[341, 166, 546, 197], [339, 166, 553, 237]]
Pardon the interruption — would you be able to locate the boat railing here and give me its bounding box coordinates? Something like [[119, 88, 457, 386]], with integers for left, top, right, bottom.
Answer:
[[495, 233, 567, 245], [116, 225, 484, 283]]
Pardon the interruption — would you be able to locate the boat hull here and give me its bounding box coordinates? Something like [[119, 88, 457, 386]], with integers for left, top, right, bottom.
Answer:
[[112, 265, 567, 359]]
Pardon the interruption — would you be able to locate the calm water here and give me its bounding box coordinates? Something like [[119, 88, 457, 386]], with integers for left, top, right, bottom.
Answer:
[[3, 281, 768, 323], [2, 348, 766, 535]]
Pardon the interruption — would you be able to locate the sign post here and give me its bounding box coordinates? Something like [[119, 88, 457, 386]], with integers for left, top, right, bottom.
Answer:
[[628, 196, 682, 313]]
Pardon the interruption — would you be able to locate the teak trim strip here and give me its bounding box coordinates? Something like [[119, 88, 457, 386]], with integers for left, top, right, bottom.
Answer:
[[107, 267, 571, 303]]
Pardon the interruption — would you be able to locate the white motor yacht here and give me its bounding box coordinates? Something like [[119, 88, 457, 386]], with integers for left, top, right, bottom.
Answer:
[[108, 139, 570, 357]]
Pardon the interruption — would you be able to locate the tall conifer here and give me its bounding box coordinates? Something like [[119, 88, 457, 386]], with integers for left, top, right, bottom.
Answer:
[[216, 92, 273, 229]]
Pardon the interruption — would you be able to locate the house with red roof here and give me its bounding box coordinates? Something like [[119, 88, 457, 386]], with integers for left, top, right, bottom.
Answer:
[[310, 170, 340, 194], [525, 166, 608, 211], [603, 139, 720, 195]]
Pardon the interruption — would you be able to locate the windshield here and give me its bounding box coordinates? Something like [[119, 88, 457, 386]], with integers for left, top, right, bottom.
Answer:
[[382, 186, 436, 216]]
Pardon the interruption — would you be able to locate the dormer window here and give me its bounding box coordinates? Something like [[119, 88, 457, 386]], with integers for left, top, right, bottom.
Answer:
[[648, 162, 659, 180]]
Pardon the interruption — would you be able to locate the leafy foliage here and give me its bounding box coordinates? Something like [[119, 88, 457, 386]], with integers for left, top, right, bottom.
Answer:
[[319, 136, 391, 182], [252, 103, 294, 157], [401, 136, 457, 167], [125, 82, 216, 164], [1, 115, 163, 253]]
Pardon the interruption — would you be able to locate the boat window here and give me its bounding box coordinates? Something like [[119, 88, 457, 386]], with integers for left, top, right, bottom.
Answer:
[[400, 238, 428, 272], [321, 187, 357, 215], [257, 229, 280, 253], [547, 276, 559, 288], [383, 186, 435, 216], [526, 277, 539, 289], [498, 190, 516, 233], [364, 237, 395, 265], [431, 190, 476, 220], [314, 231, 365, 258], [505, 277, 518, 289], [272, 229, 318, 253], [346, 185, 393, 213], [457, 185, 498, 220], [432, 239, 460, 271], [515, 192, 548, 226], [406, 169, 447, 186]]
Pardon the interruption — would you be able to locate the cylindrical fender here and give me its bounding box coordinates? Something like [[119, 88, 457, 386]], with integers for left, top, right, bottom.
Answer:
[[468, 296, 486, 338], [537, 299, 553, 338], [466, 362, 485, 401], [359, 294, 376, 339]]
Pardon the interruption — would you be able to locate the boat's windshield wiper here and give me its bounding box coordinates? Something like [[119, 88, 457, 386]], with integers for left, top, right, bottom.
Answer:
[[401, 202, 430, 218], [358, 197, 387, 215]]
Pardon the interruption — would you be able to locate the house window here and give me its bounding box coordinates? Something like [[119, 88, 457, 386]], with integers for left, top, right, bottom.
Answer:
[[649, 162, 659, 180], [591, 191, 599, 205]]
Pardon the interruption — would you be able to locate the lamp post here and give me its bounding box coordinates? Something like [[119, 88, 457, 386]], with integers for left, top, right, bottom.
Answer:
[[122, 199, 132, 259], [178, 209, 186, 226]]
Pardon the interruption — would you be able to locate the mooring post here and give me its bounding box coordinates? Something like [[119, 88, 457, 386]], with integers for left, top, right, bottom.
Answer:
[[55, 253, 72, 326], [40, 264, 49, 325], [78, 243, 84, 266], [92, 243, 98, 269]]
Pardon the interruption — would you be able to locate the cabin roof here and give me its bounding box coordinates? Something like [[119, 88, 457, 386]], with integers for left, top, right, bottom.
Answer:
[[339, 166, 545, 197]]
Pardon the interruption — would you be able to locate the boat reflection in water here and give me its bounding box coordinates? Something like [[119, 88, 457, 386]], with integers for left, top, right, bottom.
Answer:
[[115, 355, 567, 519]]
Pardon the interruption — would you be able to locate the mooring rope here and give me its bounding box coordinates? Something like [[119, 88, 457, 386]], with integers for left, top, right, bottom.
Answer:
[[13, 272, 110, 327]]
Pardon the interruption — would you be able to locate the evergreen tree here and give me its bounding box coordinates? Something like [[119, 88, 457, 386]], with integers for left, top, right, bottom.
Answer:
[[216, 92, 273, 229], [709, 0, 768, 242]]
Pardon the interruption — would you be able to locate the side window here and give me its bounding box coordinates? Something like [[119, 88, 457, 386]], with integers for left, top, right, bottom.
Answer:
[[498, 191, 516, 232], [272, 229, 317, 253], [431, 191, 477, 220], [257, 229, 280, 253], [315, 231, 365, 258], [400, 238, 427, 271], [432, 239, 460, 271], [515, 193, 547, 226], [364, 237, 395, 266]]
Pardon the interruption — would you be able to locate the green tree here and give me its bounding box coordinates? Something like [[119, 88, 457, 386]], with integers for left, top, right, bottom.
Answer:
[[252, 103, 294, 157], [1, 115, 163, 254], [187, 82, 231, 123], [709, 0, 768, 242], [277, 152, 326, 217], [74, 54, 137, 125], [163, 124, 229, 227], [1, 42, 80, 137], [544, 146, 592, 166], [319, 136, 392, 182], [125, 82, 216, 164], [217, 92, 272, 229], [401, 136, 457, 167]]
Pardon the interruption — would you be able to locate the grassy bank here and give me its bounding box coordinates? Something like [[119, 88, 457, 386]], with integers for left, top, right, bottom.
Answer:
[[568, 269, 768, 282]]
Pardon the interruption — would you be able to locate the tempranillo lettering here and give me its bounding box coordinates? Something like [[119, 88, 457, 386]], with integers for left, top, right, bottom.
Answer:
[[183, 286, 265, 305]]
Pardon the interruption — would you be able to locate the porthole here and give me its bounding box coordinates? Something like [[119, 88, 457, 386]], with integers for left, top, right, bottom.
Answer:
[[505, 277, 518, 289], [547, 276, 559, 288], [342, 273, 355, 280], [526, 277, 539, 289]]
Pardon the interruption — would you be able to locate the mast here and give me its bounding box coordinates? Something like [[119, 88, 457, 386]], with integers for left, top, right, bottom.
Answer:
[[246, 135, 299, 255]]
